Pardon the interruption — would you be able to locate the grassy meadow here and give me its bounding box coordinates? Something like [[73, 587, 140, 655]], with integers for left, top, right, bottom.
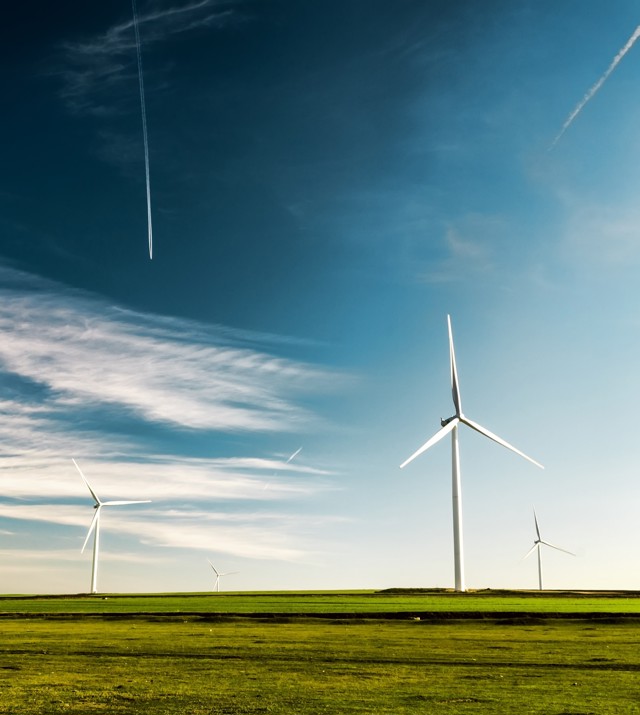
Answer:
[[2, 590, 640, 714], [3, 588, 640, 615]]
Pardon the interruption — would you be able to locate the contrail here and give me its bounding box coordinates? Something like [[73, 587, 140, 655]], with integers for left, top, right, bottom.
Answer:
[[286, 446, 303, 463], [132, 0, 153, 259], [550, 25, 640, 149], [264, 447, 303, 489]]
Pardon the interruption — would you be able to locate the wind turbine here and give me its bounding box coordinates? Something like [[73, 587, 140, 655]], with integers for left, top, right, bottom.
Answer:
[[523, 508, 574, 590], [400, 315, 543, 592], [207, 560, 239, 592], [73, 458, 151, 594]]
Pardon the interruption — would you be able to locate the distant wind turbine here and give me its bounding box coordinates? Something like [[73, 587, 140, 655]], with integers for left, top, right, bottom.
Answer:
[[207, 560, 239, 592], [400, 315, 543, 592], [523, 508, 574, 590], [73, 458, 151, 594]]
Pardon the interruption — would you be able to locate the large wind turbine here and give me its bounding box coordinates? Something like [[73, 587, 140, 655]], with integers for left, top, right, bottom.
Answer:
[[523, 508, 574, 590], [207, 560, 239, 592], [73, 458, 151, 594], [400, 315, 543, 592]]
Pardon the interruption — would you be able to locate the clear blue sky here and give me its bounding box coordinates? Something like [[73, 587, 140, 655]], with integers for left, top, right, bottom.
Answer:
[[2, 0, 640, 593]]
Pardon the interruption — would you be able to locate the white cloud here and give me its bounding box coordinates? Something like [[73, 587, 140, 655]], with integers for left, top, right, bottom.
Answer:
[[134, 509, 309, 560], [562, 203, 640, 267], [0, 504, 102, 531], [55, 0, 241, 115], [0, 265, 342, 438], [0, 504, 343, 562], [0, 265, 345, 567], [445, 226, 490, 263], [421, 216, 497, 283], [0, 454, 333, 502]]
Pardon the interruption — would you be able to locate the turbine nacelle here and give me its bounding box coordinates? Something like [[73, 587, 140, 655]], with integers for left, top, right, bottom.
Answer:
[[524, 538, 575, 559]]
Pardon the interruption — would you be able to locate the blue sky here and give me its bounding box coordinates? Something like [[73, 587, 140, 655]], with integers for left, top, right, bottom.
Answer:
[[2, 0, 640, 593]]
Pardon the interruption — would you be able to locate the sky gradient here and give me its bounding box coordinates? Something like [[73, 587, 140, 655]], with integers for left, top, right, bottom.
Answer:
[[2, 0, 640, 593]]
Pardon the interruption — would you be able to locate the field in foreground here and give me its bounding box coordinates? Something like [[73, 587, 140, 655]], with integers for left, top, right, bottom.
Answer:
[[3, 588, 640, 615], [2, 617, 640, 714], [2, 591, 640, 714]]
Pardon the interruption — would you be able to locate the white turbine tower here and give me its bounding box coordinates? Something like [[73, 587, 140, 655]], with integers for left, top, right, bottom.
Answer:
[[400, 315, 543, 592], [523, 508, 574, 590], [207, 560, 239, 592], [73, 458, 151, 594]]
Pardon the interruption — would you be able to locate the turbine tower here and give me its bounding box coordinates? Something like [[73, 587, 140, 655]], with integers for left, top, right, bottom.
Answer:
[[207, 560, 238, 592], [73, 458, 151, 594], [523, 508, 574, 590], [400, 315, 543, 592]]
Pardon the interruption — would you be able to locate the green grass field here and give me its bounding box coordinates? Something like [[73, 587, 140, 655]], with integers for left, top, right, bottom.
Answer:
[[2, 591, 640, 714], [2, 588, 640, 615]]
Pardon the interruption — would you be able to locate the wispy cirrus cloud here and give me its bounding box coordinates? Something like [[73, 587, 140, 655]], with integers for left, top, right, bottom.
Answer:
[[0, 264, 344, 564], [0, 504, 342, 562], [0, 453, 334, 502], [55, 0, 243, 115], [0, 265, 342, 438], [132, 508, 333, 561], [420, 216, 497, 283], [561, 202, 640, 268]]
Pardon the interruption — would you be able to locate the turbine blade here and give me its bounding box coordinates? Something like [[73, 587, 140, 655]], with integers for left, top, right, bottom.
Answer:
[[540, 540, 575, 556], [459, 417, 544, 469], [207, 560, 220, 576], [522, 543, 539, 561], [400, 417, 459, 469], [448, 315, 462, 415], [221, 572, 239, 576], [81, 507, 100, 553], [72, 458, 102, 505], [102, 500, 152, 506], [533, 507, 541, 540]]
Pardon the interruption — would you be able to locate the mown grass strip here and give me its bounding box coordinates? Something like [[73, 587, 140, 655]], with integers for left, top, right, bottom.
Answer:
[[2, 589, 640, 615]]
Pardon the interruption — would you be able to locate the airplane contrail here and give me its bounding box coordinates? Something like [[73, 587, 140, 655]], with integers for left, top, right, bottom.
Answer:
[[550, 25, 640, 149], [263, 447, 303, 490], [132, 0, 153, 259]]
